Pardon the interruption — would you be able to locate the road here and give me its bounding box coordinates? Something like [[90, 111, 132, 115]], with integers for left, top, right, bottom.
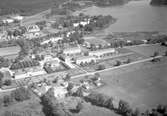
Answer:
[[71, 55, 163, 79], [0, 55, 162, 93]]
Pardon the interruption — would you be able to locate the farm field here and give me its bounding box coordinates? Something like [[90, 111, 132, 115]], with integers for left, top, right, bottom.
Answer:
[[95, 57, 167, 111], [126, 44, 167, 57]]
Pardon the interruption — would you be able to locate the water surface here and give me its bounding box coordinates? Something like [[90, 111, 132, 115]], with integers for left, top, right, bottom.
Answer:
[[74, 0, 167, 33]]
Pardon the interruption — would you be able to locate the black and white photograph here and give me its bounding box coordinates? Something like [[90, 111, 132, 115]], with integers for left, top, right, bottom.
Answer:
[[0, 0, 167, 116]]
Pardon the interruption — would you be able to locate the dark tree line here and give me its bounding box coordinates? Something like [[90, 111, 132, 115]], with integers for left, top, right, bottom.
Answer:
[[10, 60, 39, 70]]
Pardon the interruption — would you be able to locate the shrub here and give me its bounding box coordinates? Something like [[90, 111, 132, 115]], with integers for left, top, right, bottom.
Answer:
[[115, 60, 121, 66], [3, 79, 12, 86], [11, 87, 31, 102], [96, 65, 105, 71], [165, 51, 167, 56], [118, 100, 131, 115], [3, 95, 13, 107], [85, 92, 114, 110], [152, 51, 159, 57], [41, 89, 72, 116], [76, 102, 83, 113]]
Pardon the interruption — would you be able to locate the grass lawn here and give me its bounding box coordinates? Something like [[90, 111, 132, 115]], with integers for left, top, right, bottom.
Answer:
[[77, 102, 119, 116], [126, 44, 167, 57], [95, 57, 167, 111], [0, 0, 68, 16], [0, 91, 44, 116]]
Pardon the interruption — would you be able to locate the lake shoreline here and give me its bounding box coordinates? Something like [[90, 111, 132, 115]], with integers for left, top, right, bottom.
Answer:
[[74, 0, 167, 33]]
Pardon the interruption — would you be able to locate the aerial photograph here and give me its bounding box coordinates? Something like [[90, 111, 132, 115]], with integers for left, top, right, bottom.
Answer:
[[0, 0, 167, 116]]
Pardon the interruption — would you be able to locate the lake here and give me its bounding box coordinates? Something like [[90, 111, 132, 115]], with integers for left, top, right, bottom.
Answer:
[[74, 0, 167, 33]]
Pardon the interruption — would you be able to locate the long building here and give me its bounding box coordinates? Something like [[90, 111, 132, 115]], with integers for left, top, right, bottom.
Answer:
[[89, 48, 116, 58], [63, 46, 81, 56], [75, 56, 96, 65]]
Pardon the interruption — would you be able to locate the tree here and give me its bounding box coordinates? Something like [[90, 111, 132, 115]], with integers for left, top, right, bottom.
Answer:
[[64, 74, 71, 82], [3, 95, 13, 107], [75, 87, 84, 97], [0, 72, 4, 88], [151, 51, 160, 62], [96, 65, 105, 71], [118, 100, 131, 115], [3, 79, 12, 86], [152, 51, 159, 57], [165, 51, 167, 56], [76, 102, 83, 113], [133, 108, 140, 116], [92, 73, 100, 81], [125, 58, 131, 64], [11, 87, 31, 102], [115, 60, 121, 66], [41, 88, 72, 116], [67, 82, 74, 92]]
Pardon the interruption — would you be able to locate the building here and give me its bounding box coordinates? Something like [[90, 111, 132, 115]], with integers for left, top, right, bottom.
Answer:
[[24, 32, 40, 39], [13, 67, 46, 79], [89, 48, 116, 58], [53, 86, 68, 99], [63, 46, 81, 56], [0, 46, 21, 60], [27, 25, 40, 33], [75, 56, 96, 65], [45, 58, 61, 68], [73, 23, 80, 27], [12, 15, 24, 21], [2, 19, 14, 24], [41, 37, 63, 45]]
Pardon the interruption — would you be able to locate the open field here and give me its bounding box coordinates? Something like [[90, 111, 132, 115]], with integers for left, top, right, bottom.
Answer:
[[20, 9, 51, 26], [0, 0, 68, 16], [126, 44, 167, 57], [0, 91, 43, 116], [77, 102, 119, 116], [95, 57, 167, 111]]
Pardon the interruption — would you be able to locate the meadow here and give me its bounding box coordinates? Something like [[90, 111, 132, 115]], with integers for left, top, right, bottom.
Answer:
[[95, 57, 167, 111], [0, 0, 67, 16]]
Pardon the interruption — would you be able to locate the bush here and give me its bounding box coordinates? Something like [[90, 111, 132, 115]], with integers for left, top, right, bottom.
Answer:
[[76, 102, 83, 113], [125, 58, 131, 64], [96, 65, 105, 71], [118, 100, 131, 115], [41, 89, 72, 116], [152, 51, 159, 57], [11, 87, 31, 102], [115, 60, 121, 66], [85, 92, 114, 110], [165, 51, 167, 56], [0, 72, 4, 88], [3, 79, 12, 86], [3, 95, 13, 107]]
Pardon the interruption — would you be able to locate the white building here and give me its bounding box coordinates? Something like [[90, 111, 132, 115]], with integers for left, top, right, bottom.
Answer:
[[63, 46, 81, 56], [27, 25, 40, 33], [14, 67, 46, 79], [45, 58, 61, 68], [89, 48, 116, 58], [12, 15, 24, 21], [40, 55, 60, 67], [2, 19, 14, 24], [73, 23, 80, 27], [41, 37, 63, 45], [75, 56, 96, 65], [64, 56, 75, 68], [53, 86, 68, 99], [80, 20, 89, 26], [24, 32, 40, 39]]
